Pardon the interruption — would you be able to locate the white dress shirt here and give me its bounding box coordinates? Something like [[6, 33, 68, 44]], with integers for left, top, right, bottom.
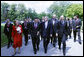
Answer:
[[45, 21, 48, 29], [67, 21, 69, 26], [53, 20, 55, 25]]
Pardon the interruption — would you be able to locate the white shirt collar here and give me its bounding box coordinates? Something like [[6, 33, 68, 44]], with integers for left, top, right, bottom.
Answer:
[[45, 21, 48, 29]]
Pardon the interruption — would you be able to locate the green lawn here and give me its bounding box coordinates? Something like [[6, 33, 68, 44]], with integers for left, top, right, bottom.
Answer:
[[1, 23, 5, 26], [1, 25, 8, 47], [1, 23, 23, 48]]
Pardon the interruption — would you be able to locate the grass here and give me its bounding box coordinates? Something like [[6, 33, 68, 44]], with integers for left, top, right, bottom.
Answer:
[[1, 23, 5, 26], [1, 25, 8, 48], [1, 23, 24, 48]]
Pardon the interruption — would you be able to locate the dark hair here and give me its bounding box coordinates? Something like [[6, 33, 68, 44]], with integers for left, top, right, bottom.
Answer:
[[68, 18, 70, 20], [34, 17, 39, 19]]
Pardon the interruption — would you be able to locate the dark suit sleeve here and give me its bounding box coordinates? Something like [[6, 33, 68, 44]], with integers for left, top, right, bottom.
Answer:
[[72, 20, 75, 28], [10, 24, 13, 33], [56, 21, 59, 33], [57, 21, 60, 34], [49, 21, 53, 34], [78, 19, 82, 28], [29, 22, 33, 33], [37, 22, 41, 31], [70, 21, 72, 29], [4, 24, 7, 35], [64, 21, 68, 35]]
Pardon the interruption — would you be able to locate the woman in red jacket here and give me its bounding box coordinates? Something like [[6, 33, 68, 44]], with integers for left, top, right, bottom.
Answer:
[[12, 20, 23, 56]]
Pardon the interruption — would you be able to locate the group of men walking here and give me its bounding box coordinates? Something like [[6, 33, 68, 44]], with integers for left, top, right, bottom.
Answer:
[[3, 14, 82, 56]]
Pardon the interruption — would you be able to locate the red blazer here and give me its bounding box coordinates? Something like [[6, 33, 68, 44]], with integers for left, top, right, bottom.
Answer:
[[12, 25, 23, 48]]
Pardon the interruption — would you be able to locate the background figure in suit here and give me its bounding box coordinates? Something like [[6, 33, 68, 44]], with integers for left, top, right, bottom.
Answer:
[[69, 18, 73, 39], [58, 15, 68, 56], [38, 16, 45, 41], [37, 19, 41, 41], [22, 19, 30, 46], [72, 16, 82, 44], [31, 18, 40, 54], [27, 18, 32, 40], [66, 17, 72, 39], [41, 16, 51, 54], [4, 19, 13, 49], [50, 14, 59, 47]]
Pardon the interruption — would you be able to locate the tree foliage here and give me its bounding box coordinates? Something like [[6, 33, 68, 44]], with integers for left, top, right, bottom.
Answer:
[[1, 2, 83, 22], [1, 2, 38, 22], [65, 4, 83, 20], [1, 2, 9, 22], [48, 1, 71, 18]]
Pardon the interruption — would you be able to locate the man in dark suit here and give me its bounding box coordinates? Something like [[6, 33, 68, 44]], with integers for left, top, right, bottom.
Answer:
[[38, 16, 45, 41], [72, 16, 82, 44], [69, 18, 73, 39], [31, 18, 40, 54], [22, 19, 30, 46], [26, 18, 32, 40], [4, 19, 13, 49], [66, 17, 72, 39], [40, 16, 51, 54], [58, 15, 68, 56], [49, 14, 59, 47]]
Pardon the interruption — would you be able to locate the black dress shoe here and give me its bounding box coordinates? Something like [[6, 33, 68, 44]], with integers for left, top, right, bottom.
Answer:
[[74, 40, 76, 42], [51, 41, 52, 44], [44, 50, 47, 54], [53, 44, 55, 47], [45, 51, 47, 54], [63, 51, 66, 56], [25, 43, 27, 46], [79, 42, 82, 44], [34, 51, 37, 54], [63, 50, 66, 56], [59, 47, 61, 50], [37, 48, 39, 51], [63, 53, 65, 56]]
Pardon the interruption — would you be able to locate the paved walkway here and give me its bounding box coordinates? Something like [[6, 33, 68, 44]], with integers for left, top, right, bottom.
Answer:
[[1, 31, 83, 56]]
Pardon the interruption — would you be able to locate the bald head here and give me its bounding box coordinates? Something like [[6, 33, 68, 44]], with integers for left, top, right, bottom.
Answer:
[[60, 15, 64, 20], [45, 16, 48, 22], [52, 14, 56, 18], [73, 16, 77, 20], [69, 18, 72, 20], [34, 19, 38, 23]]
